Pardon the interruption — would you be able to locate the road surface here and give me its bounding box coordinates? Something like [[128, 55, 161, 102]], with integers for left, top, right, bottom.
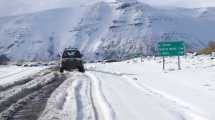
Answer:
[[0, 56, 215, 120]]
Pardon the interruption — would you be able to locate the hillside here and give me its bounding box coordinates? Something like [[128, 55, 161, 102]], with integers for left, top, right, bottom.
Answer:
[[0, 1, 215, 61]]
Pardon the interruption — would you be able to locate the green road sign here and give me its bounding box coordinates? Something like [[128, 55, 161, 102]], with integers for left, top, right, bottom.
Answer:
[[158, 41, 185, 56]]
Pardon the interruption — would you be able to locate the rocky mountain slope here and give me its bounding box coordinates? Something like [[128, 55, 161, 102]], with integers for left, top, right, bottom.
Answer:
[[0, 0, 215, 61]]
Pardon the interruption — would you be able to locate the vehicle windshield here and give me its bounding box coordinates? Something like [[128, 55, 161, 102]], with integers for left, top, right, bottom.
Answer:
[[62, 50, 81, 58]]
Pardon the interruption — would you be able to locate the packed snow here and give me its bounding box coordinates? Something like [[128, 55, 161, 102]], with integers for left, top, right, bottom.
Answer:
[[0, 65, 46, 87], [0, 55, 214, 120], [39, 72, 98, 120], [85, 55, 215, 120]]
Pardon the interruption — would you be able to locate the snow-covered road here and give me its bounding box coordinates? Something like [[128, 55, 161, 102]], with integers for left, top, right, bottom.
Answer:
[[0, 56, 215, 120], [87, 71, 208, 120], [86, 56, 215, 120], [39, 72, 99, 120], [0, 66, 47, 87], [0, 66, 67, 120]]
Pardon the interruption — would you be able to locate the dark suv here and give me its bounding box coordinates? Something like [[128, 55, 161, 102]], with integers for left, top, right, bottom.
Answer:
[[60, 48, 85, 73]]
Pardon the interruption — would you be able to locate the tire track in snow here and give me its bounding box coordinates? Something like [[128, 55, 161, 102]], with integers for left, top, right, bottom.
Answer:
[[0, 69, 51, 92], [73, 80, 85, 120], [88, 75, 99, 120], [0, 72, 56, 112], [6, 74, 65, 120], [86, 72, 116, 120], [39, 72, 99, 120], [0, 71, 66, 120], [72, 73, 99, 120], [0, 69, 29, 80]]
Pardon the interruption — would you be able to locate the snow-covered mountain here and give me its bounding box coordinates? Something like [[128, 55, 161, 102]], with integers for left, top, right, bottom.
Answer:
[[0, 0, 215, 61]]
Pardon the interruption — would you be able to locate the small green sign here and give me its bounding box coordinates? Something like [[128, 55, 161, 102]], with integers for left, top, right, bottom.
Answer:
[[158, 41, 185, 56]]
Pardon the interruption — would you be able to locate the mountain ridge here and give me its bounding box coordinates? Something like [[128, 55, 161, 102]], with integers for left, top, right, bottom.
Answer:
[[0, 1, 215, 61]]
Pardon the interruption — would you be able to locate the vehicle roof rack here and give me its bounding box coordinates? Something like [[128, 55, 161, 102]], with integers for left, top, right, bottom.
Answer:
[[65, 47, 78, 50]]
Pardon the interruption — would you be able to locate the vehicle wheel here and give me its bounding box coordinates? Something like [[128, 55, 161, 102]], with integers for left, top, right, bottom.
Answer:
[[78, 65, 85, 73], [60, 67, 64, 73]]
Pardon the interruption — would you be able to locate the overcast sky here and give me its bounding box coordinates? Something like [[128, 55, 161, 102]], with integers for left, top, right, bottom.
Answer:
[[0, 0, 215, 17], [142, 0, 215, 8]]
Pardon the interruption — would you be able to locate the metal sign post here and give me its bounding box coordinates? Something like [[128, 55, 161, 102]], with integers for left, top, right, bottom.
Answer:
[[178, 56, 181, 70], [158, 41, 185, 70], [163, 57, 165, 70]]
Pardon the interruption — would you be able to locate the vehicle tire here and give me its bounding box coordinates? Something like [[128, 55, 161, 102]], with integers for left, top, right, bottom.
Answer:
[[60, 67, 64, 73], [78, 65, 85, 73]]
